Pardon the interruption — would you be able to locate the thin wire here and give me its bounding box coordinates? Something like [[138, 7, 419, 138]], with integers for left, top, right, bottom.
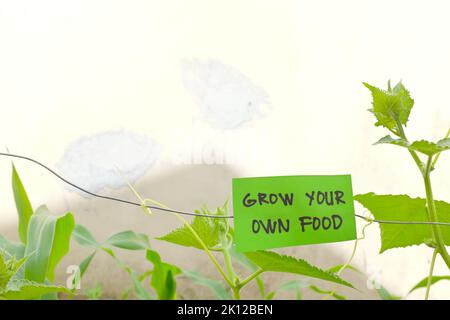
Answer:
[[0, 152, 230, 218], [2, 152, 450, 227]]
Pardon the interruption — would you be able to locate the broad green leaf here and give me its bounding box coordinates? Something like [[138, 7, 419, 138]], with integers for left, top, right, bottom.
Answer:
[[375, 136, 450, 156], [146, 250, 181, 300], [244, 251, 354, 288], [0, 279, 70, 300], [0, 235, 25, 259], [157, 216, 226, 251], [309, 285, 347, 300], [409, 276, 450, 293], [12, 164, 34, 244], [72, 224, 99, 247], [354, 193, 450, 252], [24, 206, 75, 282], [105, 231, 150, 250], [364, 81, 414, 131], [183, 270, 232, 300]]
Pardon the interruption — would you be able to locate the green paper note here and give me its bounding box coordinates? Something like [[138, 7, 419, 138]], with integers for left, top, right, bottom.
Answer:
[[232, 175, 357, 252]]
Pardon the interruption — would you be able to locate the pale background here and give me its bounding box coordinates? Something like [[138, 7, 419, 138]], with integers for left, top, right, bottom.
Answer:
[[0, 0, 449, 299]]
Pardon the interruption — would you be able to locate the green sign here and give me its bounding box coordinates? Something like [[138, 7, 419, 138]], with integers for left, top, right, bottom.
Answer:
[[232, 175, 357, 252]]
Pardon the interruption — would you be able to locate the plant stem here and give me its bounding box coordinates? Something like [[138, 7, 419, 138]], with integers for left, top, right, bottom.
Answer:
[[431, 128, 450, 170], [222, 246, 236, 286], [425, 249, 438, 300], [237, 269, 264, 289], [395, 120, 425, 174], [423, 156, 450, 270]]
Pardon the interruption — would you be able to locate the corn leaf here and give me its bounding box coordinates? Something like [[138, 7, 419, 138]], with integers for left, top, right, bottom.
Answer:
[[11, 164, 34, 244], [23, 206, 75, 282]]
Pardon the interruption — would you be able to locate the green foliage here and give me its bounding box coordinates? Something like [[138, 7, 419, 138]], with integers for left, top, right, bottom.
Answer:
[[72, 224, 182, 300], [85, 283, 103, 300], [156, 207, 227, 251], [183, 270, 232, 300], [376, 286, 401, 300], [146, 250, 181, 300], [363, 80, 450, 300], [0, 251, 69, 300], [11, 164, 34, 244], [355, 193, 450, 252], [244, 251, 353, 288], [23, 206, 75, 282], [363, 81, 414, 131], [0, 165, 76, 300], [409, 276, 450, 293], [375, 135, 450, 156]]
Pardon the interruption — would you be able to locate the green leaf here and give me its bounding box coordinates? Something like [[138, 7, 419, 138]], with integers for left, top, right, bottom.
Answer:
[[102, 248, 153, 300], [183, 270, 232, 300], [244, 251, 354, 288], [0, 235, 25, 259], [363, 81, 414, 131], [377, 285, 401, 300], [409, 276, 450, 293], [72, 224, 99, 247], [23, 206, 75, 282], [309, 285, 347, 300], [267, 280, 308, 300], [11, 164, 34, 244], [71, 251, 97, 290], [355, 193, 450, 252], [146, 250, 181, 300], [375, 136, 450, 156], [0, 279, 70, 300], [156, 215, 225, 251], [327, 264, 361, 274], [105, 231, 150, 250], [0, 251, 27, 290], [85, 283, 103, 300]]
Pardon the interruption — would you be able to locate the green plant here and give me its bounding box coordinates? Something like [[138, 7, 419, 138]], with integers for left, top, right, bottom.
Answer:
[[124, 175, 355, 300], [72, 224, 182, 300], [356, 80, 450, 299], [0, 165, 74, 299]]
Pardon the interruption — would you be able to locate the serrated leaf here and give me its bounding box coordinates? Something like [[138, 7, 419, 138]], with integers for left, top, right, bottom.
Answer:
[[183, 270, 232, 300], [244, 251, 354, 288], [157, 216, 225, 251], [354, 193, 450, 252], [0, 252, 27, 290], [105, 231, 150, 250], [375, 136, 450, 156], [364, 81, 414, 130], [11, 164, 34, 244], [24, 206, 75, 282], [0, 279, 70, 300], [146, 250, 181, 300], [72, 224, 99, 247], [409, 276, 450, 293]]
